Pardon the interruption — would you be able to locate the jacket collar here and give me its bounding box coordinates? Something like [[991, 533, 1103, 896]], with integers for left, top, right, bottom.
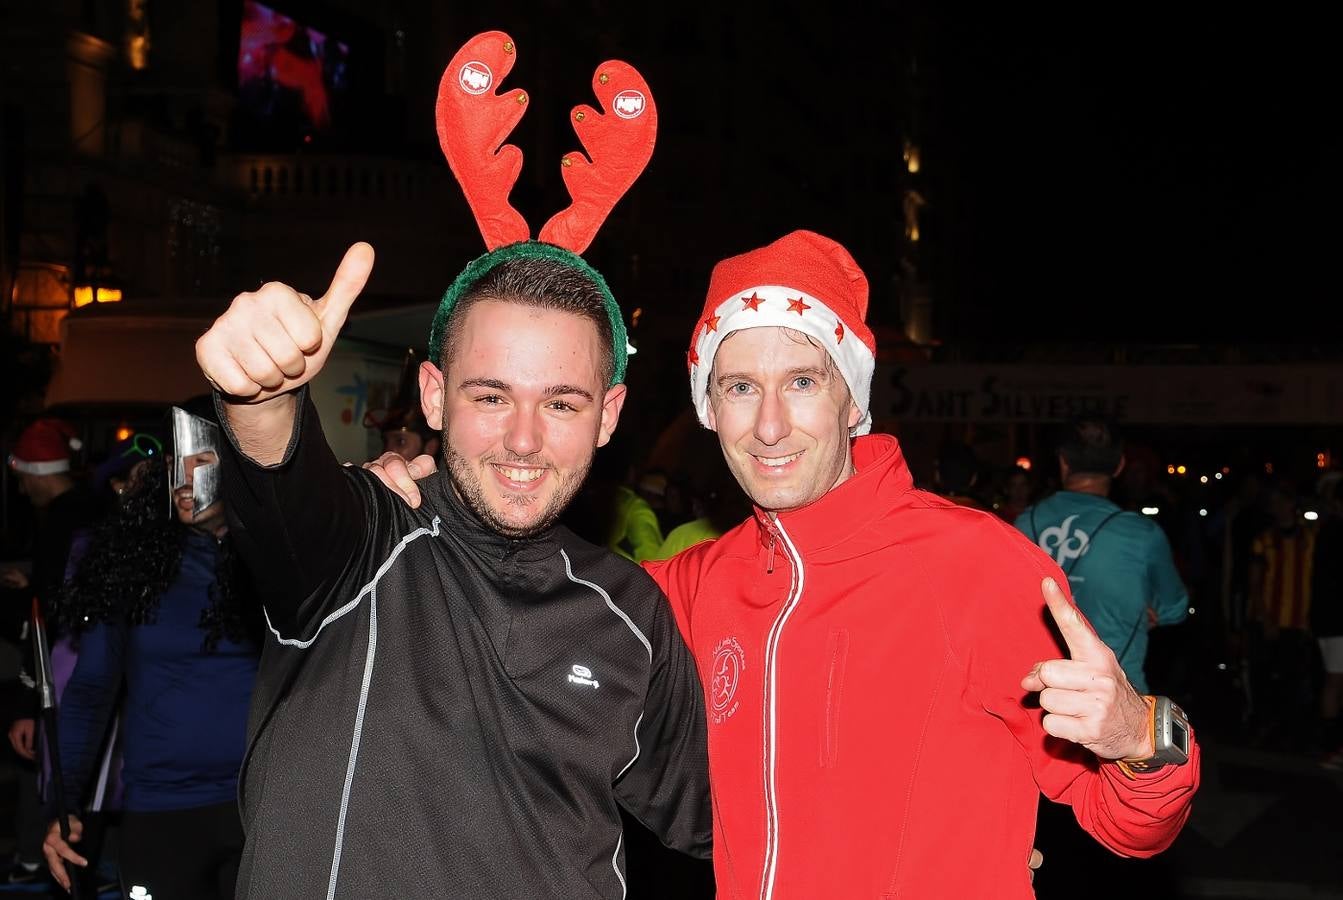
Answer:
[[753, 434, 914, 558]]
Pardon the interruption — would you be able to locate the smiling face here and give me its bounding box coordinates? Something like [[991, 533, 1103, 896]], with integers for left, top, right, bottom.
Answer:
[[706, 326, 861, 513], [420, 299, 626, 538], [172, 450, 226, 531]]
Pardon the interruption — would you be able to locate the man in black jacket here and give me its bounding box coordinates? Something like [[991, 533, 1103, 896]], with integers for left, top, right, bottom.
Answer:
[[179, 242, 709, 898]]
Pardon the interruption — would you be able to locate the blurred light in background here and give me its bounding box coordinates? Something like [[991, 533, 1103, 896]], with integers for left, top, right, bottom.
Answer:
[[73, 286, 122, 307]]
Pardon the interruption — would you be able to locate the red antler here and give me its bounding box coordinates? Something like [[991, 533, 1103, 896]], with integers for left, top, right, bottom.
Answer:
[[436, 31, 531, 249], [538, 60, 658, 254]]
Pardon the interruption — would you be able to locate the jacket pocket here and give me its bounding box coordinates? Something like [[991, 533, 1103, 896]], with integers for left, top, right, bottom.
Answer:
[[820, 627, 849, 768]]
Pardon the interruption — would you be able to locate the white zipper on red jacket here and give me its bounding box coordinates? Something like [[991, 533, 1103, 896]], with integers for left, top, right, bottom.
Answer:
[[759, 513, 805, 900]]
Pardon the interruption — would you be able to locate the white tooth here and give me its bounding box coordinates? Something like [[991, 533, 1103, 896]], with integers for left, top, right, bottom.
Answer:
[[759, 452, 802, 468], [501, 466, 543, 482]]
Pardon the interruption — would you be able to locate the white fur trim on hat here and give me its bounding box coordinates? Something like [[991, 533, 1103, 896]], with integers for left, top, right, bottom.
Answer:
[[7, 456, 71, 476], [689, 285, 875, 436]]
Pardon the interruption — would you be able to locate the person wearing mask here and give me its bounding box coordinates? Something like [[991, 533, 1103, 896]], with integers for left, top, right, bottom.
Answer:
[[42, 403, 261, 899]]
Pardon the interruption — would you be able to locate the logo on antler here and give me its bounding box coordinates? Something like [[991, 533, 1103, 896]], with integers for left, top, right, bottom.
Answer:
[[612, 90, 646, 120], [459, 61, 493, 95]]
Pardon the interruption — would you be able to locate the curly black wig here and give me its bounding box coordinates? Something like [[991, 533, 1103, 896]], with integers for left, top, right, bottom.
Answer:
[[58, 461, 261, 652]]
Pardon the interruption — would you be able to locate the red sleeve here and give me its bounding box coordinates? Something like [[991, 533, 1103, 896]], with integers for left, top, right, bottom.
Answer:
[[963, 528, 1201, 858], [642, 553, 697, 646]]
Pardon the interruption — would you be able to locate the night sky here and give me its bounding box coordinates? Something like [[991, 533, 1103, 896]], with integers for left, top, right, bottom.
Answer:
[[929, 7, 1337, 343], [430, 4, 1337, 346]]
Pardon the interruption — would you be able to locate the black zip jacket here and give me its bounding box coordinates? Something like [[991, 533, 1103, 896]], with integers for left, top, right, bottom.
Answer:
[[218, 392, 711, 899]]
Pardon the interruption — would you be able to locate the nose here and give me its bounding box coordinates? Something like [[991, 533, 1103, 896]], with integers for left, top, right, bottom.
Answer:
[[753, 386, 789, 447], [503, 406, 542, 458]]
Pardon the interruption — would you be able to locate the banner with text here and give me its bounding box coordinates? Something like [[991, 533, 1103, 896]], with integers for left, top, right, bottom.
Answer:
[[872, 364, 1343, 424]]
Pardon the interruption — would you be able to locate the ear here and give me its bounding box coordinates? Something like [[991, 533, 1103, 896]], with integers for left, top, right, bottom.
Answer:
[[419, 361, 446, 431], [596, 383, 628, 448], [1057, 454, 1070, 481], [1114, 454, 1127, 479], [845, 398, 862, 431]]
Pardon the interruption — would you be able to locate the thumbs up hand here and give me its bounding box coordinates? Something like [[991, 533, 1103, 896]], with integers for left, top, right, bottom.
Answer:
[[197, 243, 374, 402], [1020, 577, 1154, 761]]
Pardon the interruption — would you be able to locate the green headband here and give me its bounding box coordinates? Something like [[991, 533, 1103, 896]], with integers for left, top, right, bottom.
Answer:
[[427, 241, 628, 386]]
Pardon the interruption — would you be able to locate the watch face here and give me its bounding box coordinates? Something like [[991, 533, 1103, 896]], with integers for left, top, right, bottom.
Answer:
[[1171, 718, 1189, 755]]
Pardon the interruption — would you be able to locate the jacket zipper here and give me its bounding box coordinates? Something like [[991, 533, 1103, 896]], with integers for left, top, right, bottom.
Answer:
[[759, 513, 804, 900]]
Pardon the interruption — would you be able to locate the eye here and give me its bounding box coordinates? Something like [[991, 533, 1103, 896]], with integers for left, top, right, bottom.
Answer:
[[794, 376, 815, 390], [475, 394, 503, 405], [729, 382, 752, 395], [547, 400, 578, 412]]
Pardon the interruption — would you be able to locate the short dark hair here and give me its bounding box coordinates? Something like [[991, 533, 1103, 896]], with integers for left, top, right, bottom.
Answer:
[[439, 256, 615, 385], [1056, 417, 1123, 477]]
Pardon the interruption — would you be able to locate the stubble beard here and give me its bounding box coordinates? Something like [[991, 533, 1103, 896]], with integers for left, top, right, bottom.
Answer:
[[442, 439, 592, 539]]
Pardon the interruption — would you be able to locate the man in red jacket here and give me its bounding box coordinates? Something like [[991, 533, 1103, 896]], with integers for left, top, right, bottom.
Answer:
[[372, 230, 1200, 899]]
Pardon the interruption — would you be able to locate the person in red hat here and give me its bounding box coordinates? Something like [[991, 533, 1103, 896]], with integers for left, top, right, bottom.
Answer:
[[371, 229, 1201, 898], [656, 230, 1200, 899], [3, 417, 99, 624], [3, 418, 101, 886], [6, 418, 83, 507]]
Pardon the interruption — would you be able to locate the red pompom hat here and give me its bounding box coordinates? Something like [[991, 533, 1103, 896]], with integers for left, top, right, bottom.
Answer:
[[687, 230, 877, 435], [8, 418, 82, 475]]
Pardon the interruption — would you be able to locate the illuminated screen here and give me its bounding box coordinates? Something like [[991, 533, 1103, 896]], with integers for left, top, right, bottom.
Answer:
[[238, 1, 349, 132]]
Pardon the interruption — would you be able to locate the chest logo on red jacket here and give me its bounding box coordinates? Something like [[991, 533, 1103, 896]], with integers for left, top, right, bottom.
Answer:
[[710, 637, 746, 724]]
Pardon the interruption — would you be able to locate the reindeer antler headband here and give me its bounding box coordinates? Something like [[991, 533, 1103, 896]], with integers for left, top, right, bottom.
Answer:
[[427, 31, 658, 385]]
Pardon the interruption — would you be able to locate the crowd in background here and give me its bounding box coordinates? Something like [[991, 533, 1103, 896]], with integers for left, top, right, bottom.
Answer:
[[933, 436, 1343, 766]]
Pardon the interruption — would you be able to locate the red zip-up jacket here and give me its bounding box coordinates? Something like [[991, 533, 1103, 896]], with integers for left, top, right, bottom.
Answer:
[[645, 434, 1199, 899]]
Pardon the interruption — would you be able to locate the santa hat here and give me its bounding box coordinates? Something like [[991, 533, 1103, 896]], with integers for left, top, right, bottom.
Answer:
[[8, 418, 83, 476], [688, 230, 877, 435]]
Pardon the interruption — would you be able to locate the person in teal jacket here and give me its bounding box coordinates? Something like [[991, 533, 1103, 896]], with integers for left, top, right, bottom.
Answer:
[[1016, 417, 1188, 693]]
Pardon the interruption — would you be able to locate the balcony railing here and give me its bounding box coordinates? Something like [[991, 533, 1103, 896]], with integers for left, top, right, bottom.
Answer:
[[222, 154, 454, 206]]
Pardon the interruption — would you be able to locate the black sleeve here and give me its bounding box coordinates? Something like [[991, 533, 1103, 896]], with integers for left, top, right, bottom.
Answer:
[[216, 388, 397, 642], [54, 621, 126, 813], [613, 590, 713, 859]]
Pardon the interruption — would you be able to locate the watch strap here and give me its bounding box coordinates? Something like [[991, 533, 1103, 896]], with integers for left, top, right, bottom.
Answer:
[[1114, 695, 1166, 779]]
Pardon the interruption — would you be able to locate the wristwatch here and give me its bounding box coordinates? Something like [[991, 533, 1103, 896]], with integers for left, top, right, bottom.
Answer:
[[1115, 695, 1191, 777]]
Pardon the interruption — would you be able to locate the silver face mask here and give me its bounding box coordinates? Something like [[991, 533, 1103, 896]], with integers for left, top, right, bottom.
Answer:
[[170, 407, 221, 517]]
